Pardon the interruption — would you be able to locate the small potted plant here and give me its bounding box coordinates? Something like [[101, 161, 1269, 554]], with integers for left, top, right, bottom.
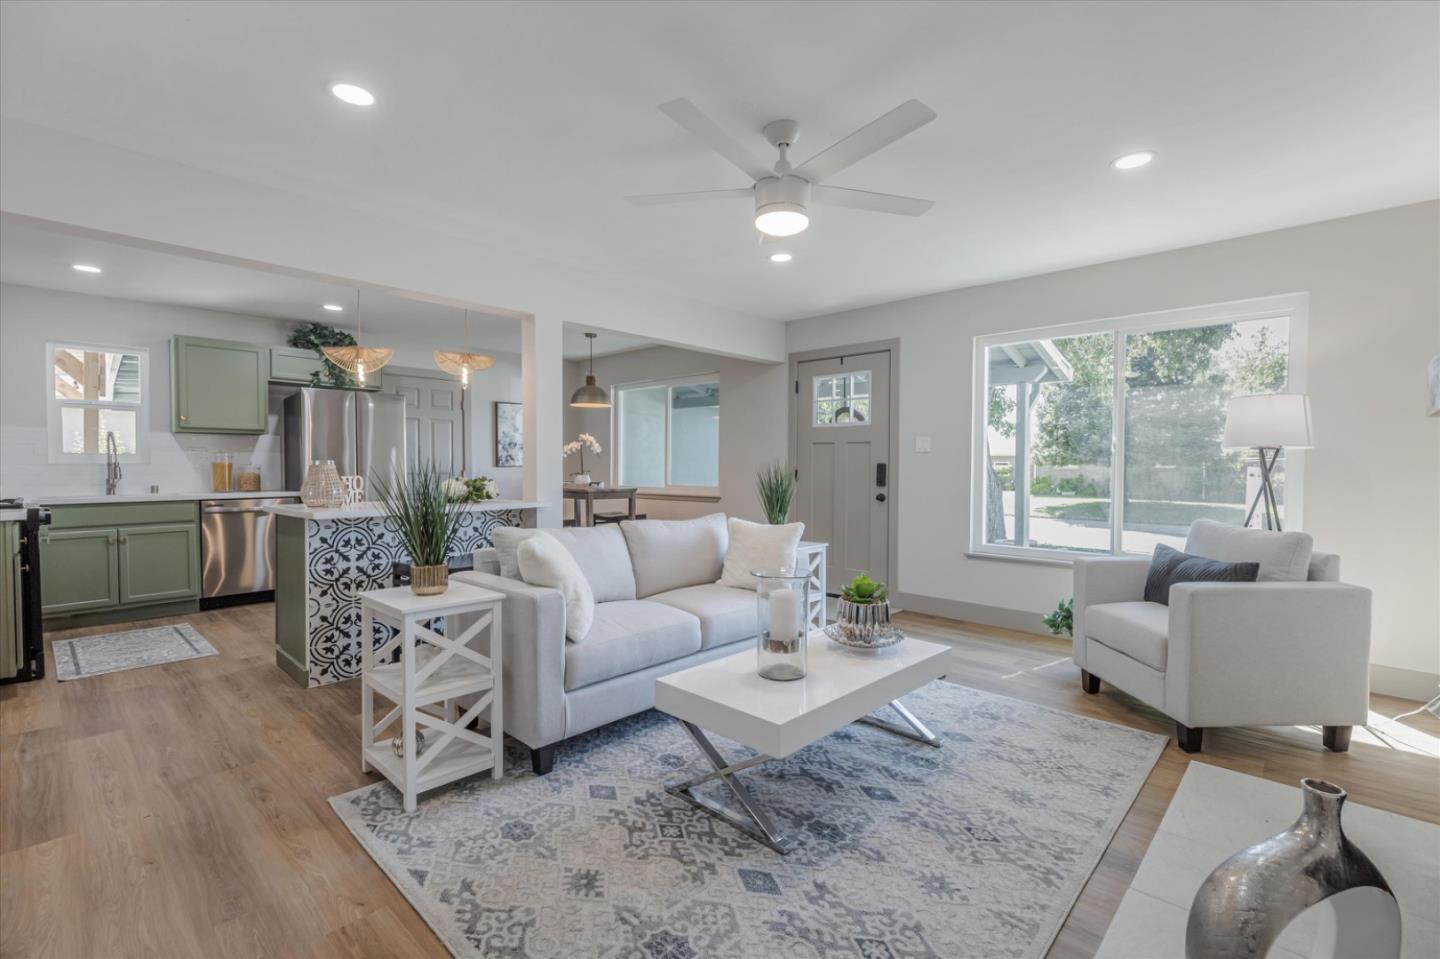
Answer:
[[563, 432, 602, 485], [1043, 598, 1073, 637], [377, 463, 465, 595], [832, 573, 896, 646], [755, 462, 796, 524]]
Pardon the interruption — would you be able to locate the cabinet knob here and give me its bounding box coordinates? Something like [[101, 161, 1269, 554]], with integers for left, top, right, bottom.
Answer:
[[107, 536, 116, 545], [179, 414, 188, 422], [118, 535, 127, 544]]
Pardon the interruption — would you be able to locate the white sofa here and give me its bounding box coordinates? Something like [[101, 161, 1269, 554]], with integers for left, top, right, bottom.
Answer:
[[1072, 520, 1372, 753], [452, 513, 760, 774]]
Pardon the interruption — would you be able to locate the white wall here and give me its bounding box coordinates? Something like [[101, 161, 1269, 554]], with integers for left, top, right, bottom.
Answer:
[[563, 347, 788, 523], [787, 202, 1440, 693], [458, 350, 525, 500]]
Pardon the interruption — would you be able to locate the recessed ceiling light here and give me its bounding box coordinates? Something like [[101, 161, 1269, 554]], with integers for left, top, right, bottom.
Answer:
[[769, 252, 793, 263], [1112, 151, 1155, 171], [71, 264, 102, 273], [322, 303, 344, 312], [330, 83, 375, 107]]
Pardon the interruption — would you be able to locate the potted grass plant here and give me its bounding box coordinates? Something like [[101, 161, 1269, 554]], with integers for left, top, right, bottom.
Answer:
[[755, 461, 796, 524], [377, 462, 466, 595]]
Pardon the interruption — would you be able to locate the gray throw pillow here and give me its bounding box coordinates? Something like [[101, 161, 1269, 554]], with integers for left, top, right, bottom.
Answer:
[[1144, 543, 1259, 606]]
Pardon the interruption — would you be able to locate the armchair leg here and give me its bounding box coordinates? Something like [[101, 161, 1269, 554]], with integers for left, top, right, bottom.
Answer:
[[1175, 723, 1204, 754], [1080, 670, 1101, 694], [1323, 725, 1352, 753], [530, 745, 557, 775]]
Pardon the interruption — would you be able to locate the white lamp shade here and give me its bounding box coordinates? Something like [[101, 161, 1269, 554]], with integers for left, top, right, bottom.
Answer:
[[1223, 393, 1313, 450]]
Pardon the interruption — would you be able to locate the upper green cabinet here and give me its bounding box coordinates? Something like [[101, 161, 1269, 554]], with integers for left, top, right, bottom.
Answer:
[[268, 346, 381, 390], [172, 335, 267, 433]]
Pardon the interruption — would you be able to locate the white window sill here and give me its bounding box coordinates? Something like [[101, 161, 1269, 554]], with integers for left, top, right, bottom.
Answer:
[[965, 550, 1078, 569]]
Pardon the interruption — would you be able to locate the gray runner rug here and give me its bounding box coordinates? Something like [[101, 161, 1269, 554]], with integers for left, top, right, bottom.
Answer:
[[53, 623, 217, 680]]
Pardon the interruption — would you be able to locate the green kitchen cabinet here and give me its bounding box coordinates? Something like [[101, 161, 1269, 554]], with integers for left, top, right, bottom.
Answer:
[[268, 346, 382, 390], [39, 527, 121, 616], [118, 523, 199, 605], [173, 335, 267, 433]]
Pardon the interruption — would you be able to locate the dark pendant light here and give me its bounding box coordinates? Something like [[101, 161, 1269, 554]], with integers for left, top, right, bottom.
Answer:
[[569, 332, 611, 408]]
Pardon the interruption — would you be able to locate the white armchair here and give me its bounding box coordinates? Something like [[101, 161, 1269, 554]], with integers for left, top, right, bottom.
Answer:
[[1072, 521, 1372, 753]]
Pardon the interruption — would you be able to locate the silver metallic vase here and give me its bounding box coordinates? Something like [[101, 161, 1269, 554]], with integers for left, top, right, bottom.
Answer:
[[1186, 778, 1400, 959]]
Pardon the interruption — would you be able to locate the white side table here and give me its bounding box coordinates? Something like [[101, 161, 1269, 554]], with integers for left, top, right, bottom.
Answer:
[[359, 582, 505, 812], [795, 541, 828, 630]]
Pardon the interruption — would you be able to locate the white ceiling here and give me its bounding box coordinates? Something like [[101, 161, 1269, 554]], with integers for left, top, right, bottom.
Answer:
[[0, 219, 651, 359], [1, 1, 1436, 322]]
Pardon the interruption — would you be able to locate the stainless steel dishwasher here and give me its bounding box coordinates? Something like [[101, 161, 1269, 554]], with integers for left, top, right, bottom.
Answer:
[[200, 496, 298, 607]]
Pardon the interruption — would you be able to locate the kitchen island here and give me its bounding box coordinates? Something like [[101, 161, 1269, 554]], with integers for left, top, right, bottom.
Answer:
[[266, 499, 541, 687]]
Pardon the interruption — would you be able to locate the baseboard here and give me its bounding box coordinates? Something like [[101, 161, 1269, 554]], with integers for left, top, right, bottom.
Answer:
[[891, 591, 1051, 636], [1369, 664, 1440, 703], [43, 599, 200, 632]]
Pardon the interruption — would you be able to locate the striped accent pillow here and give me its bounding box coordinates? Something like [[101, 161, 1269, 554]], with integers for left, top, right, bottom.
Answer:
[[1144, 543, 1259, 606]]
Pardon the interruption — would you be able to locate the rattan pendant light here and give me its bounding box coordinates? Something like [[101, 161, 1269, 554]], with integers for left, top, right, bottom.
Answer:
[[569, 332, 611, 408], [321, 290, 393, 386], [433, 309, 496, 388]]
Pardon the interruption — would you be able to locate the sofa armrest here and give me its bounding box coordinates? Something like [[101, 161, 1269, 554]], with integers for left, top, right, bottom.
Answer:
[[451, 570, 567, 748], [1166, 581, 1372, 728], [1072, 556, 1150, 668]]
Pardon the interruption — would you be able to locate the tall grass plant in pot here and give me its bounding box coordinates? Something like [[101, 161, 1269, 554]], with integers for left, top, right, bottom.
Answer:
[[377, 463, 466, 595], [756, 462, 796, 525]]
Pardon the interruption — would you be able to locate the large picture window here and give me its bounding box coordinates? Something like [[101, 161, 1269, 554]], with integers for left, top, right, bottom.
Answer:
[[47, 342, 148, 463], [972, 295, 1302, 558], [615, 375, 719, 492]]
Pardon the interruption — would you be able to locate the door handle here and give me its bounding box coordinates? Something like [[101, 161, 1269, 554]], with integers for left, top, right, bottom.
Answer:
[[875, 493, 887, 503], [876, 462, 887, 488]]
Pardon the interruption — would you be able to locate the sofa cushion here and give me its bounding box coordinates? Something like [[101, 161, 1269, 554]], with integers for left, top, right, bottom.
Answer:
[[1143, 543, 1259, 606], [719, 517, 805, 590], [491, 527, 544, 579], [563, 600, 701, 690], [517, 534, 595, 642], [1185, 518, 1313, 583], [536, 525, 637, 603], [1086, 601, 1170, 671], [649, 583, 758, 649], [621, 513, 728, 598]]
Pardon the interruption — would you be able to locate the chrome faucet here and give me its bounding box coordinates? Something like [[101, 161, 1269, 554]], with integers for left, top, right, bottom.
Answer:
[[105, 430, 123, 495]]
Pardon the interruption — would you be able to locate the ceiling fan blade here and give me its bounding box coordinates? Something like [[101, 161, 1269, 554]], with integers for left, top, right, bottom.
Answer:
[[811, 185, 934, 216], [657, 99, 774, 182], [625, 187, 754, 206], [794, 99, 937, 184]]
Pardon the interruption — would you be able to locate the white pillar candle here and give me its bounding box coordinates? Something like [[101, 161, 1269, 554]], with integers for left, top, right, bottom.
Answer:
[[768, 587, 801, 641]]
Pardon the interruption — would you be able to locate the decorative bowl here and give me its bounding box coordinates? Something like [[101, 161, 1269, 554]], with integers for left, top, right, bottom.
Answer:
[[823, 621, 906, 650]]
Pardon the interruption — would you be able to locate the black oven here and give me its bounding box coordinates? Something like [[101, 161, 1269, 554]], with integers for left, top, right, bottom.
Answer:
[[2, 502, 47, 684]]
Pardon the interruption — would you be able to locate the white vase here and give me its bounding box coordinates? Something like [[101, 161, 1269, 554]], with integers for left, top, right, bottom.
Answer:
[[571, 472, 591, 485]]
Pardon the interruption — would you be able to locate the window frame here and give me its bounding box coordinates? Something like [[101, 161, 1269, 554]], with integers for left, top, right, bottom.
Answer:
[[46, 341, 150, 464], [612, 371, 720, 495], [968, 293, 1308, 563]]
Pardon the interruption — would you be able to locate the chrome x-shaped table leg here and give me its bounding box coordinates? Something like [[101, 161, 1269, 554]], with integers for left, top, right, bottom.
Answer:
[[665, 699, 941, 854]]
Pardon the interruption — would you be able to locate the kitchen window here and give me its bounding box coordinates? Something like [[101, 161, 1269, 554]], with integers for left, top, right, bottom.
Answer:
[[615, 375, 719, 492], [47, 342, 149, 463], [971, 294, 1305, 560]]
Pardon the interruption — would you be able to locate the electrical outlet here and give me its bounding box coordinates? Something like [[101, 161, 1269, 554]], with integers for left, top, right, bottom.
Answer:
[[914, 435, 933, 453]]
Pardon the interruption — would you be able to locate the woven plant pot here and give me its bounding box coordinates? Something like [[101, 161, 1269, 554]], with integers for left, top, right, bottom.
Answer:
[[410, 564, 449, 596]]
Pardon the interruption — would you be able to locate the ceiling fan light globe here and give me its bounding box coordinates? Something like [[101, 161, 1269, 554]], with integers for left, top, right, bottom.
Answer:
[[755, 205, 809, 237]]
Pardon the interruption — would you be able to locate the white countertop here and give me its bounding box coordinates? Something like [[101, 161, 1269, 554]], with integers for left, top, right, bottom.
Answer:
[[29, 490, 301, 506], [265, 499, 544, 521], [0, 510, 26, 523]]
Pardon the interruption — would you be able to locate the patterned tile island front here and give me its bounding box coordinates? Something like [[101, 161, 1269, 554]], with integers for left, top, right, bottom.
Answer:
[[266, 500, 539, 687]]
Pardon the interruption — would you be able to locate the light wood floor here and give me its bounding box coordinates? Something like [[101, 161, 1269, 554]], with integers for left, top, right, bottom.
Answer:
[[2, 605, 1436, 958]]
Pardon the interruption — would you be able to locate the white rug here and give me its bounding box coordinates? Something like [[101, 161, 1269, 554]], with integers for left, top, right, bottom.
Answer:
[[52, 623, 217, 680], [1097, 762, 1440, 958], [331, 682, 1166, 958]]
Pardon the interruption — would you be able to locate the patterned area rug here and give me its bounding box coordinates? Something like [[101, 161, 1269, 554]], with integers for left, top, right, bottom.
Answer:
[[52, 623, 217, 680], [330, 681, 1165, 958]]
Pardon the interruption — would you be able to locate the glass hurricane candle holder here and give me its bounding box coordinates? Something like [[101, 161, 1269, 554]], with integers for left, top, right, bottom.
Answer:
[[754, 569, 809, 681]]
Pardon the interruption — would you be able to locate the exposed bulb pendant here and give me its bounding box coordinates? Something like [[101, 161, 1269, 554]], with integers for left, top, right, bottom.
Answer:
[[433, 308, 496, 389], [569, 332, 611, 409], [322, 289, 394, 386]]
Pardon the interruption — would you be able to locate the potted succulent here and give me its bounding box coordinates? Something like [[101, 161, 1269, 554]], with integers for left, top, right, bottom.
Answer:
[[377, 463, 465, 595], [834, 573, 894, 644], [563, 432, 602, 485], [755, 461, 796, 524]]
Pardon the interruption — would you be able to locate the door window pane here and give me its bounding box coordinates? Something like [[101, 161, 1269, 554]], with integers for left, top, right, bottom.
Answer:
[[668, 382, 719, 487], [813, 371, 872, 426], [1121, 317, 1289, 552], [617, 385, 666, 487]]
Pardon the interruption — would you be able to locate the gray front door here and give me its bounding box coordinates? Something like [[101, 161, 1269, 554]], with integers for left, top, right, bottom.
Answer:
[[382, 372, 465, 475], [794, 351, 891, 592]]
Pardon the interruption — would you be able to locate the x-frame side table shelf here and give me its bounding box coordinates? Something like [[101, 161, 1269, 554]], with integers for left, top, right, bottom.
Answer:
[[359, 583, 505, 812]]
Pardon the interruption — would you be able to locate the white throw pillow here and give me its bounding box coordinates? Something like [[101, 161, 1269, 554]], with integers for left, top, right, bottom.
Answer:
[[491, 527, 545, 580], [719, 517, 805, 590], [517, 534, 595, 642]]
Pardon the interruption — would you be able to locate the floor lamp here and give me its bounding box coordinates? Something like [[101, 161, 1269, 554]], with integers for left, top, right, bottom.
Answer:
[[1223, 393, 1312, 531]]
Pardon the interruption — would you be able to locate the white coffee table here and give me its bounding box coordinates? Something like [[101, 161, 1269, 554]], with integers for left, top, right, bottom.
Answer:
[[655, 634, 950, 853]]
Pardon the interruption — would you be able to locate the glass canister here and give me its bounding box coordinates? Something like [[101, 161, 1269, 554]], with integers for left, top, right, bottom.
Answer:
[[754, 569, 810, 681], [299, 460, 347, 508], [210, 451, 233, 492], [236, 463, 262, 492]]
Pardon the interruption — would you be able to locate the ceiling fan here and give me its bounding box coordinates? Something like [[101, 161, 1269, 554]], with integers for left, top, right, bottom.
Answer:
[[626, 98, 937, 238]]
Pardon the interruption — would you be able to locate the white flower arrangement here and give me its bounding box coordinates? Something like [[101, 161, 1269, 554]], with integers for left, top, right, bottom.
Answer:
[[444, 475, 499, 503], [562, 432, 602, 457]]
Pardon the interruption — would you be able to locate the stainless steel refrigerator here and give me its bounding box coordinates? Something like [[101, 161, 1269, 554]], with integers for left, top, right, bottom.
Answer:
[[283, 389, 407, 499]]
